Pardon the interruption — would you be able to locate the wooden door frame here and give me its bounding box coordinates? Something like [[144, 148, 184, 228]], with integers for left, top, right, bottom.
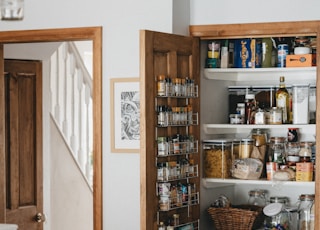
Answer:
[[0, 27, 103, 230]]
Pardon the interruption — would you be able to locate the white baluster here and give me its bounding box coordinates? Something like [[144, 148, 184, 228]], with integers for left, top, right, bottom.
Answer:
[[61, 43, 69, 138], [70, 69, 78, 157], [54, 47, 61, 125], [77, 71, 85, 171], [49, 51, 57, 114]]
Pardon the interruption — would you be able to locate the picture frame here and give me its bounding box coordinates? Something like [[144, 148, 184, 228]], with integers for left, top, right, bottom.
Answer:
[[110, 77, 140, 153]]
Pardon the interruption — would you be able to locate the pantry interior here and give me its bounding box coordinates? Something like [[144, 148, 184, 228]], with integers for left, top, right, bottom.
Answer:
[[140, 20, 320, 230]]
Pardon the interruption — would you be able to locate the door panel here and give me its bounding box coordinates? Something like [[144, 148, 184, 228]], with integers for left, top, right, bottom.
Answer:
[[139, 30, 200, 230], [4, 59, 43, 230]]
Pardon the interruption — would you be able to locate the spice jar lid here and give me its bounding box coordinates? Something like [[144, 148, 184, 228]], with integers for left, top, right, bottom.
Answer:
[[263, 203, 283, 217]]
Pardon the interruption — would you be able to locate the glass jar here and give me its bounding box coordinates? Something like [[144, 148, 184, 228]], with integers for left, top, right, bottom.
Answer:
[[231, 139, 241, 161], [298, 194, 315, 230], [255, 108, 266, 124], [157, 74, 166, 96], [299, 142, 313, 162], [286, 142, 300, 168], [263, 202, 290, 230], [159, 195, 170, 211], [267, 136, 286, 164], [269, 107, 282, 124], [248, 189, 267, 207], [239, 138, 254, 158], [173, 214, 180, 226], [203, 139, 232, 178], [251, 128, 268, 147]]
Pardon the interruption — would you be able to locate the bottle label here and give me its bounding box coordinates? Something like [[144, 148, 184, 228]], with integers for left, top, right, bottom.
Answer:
[[276, 96, 288, 122]]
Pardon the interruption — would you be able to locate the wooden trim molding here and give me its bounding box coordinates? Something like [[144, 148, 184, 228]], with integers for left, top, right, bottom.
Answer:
[[0, 27, 103, 230]]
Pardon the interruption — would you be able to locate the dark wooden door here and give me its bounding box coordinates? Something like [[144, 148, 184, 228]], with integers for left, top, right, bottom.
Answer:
[[4, 59, 43, 230], [139, 30, 200, 230]]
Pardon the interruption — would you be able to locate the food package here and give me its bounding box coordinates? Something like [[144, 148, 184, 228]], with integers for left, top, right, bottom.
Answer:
[[231, 158, 263, 180], [273, 168, 295, 181]]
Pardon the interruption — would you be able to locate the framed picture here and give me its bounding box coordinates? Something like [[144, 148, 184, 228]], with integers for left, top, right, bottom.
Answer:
[[110, 78, 140, 153]]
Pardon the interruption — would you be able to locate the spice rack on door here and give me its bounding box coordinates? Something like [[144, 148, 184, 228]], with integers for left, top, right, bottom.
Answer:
[[155, 80, 200, 229]]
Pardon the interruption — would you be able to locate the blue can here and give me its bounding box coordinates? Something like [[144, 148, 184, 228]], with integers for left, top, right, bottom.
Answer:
[[277, 44, 288, 67]]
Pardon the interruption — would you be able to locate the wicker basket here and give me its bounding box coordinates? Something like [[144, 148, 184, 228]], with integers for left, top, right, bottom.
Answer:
[[208, 205, 264, 230]]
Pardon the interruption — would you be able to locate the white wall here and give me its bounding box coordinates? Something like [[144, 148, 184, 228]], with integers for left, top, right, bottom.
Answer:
[[190, 0, 320, 25], [1, 1, 176, 229], [50, 119, 93, 230], [2, 0, 320, 229]]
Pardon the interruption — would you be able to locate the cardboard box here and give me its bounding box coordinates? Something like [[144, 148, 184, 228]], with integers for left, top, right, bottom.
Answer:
[[234, 38, 262, 68], [286, 54, 312, 67], [296, 162, 313, 181]]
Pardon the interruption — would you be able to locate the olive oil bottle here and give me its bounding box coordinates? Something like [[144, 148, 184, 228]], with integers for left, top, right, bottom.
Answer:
[[276, 76, 290, 123]]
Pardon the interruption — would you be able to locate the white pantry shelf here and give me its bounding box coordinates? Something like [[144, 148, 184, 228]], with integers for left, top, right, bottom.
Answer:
[[203, 67, 316, 84]]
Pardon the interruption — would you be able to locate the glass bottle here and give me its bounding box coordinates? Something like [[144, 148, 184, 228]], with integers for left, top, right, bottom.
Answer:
[[276, 76, 290, 124], [298, 194, 315, 230], [245, 93, 256, 124]]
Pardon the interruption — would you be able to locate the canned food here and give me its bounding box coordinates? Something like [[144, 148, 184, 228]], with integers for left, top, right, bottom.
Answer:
[[278, 44, 289, 67]]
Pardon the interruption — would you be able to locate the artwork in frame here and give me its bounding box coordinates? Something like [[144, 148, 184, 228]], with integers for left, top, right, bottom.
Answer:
[[110, 77, 140, 153]]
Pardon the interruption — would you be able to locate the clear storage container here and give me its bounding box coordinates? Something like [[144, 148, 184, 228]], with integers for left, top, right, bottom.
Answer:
[[203, 139, 232, 178]]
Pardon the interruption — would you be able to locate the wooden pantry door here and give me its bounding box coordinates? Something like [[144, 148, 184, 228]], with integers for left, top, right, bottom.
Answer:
[[2, 58, 43, 230]]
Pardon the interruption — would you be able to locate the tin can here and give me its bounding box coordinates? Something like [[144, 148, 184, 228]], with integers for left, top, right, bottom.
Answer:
[[277, 44, 289, 67], [288, 128, 299, 142], [266, 162, 278, 180]]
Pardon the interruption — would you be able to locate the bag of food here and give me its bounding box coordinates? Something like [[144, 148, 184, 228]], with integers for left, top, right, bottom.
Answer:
[[231, 158, 263, 180]]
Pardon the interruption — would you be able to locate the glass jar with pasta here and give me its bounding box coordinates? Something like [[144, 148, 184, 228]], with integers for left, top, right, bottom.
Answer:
[[203, 139, 232, 178]]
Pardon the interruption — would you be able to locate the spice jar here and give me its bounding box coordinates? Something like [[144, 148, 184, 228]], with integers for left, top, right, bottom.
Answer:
[[173, 214, 180, 226], [159, 195, 170, 211], [158, 221, 166, 230], [157, 74, 166, 96], [248, 189, 267, 207], [203, 139, 232, 178], [298, 194, 315, 230]]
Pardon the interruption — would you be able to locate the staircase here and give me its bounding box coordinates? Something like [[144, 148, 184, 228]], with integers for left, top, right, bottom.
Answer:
[[49, 41, 93, 188]]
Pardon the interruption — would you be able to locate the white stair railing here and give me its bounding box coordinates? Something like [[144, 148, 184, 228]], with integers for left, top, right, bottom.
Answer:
[[50, 42, 93, 188]]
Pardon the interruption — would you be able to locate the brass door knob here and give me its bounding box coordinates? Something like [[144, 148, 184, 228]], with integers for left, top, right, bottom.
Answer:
[[34, 213, 45, 223]]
